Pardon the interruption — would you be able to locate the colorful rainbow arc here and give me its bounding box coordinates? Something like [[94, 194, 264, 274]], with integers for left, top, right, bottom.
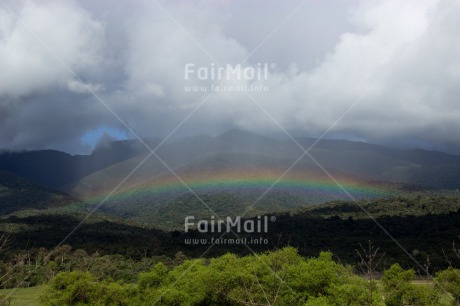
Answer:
[[83, 169, 398, 204]]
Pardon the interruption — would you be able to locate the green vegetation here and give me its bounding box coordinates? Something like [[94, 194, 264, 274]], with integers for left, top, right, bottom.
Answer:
[[100, 190, 460, 230], [381, 264, 437, 306], [299, 192, 460, 219], [2, 193, 460, 270], [1, 192, 460, 304], [0, 244, 183, 289], [1, 191, 460, 305], [0, 286, 45, 306], [436, 267, 460, 305], [0, 171, 76, 215], [66, 190, 460, 231], [37, 247, 459, 305], [91, 190, 313, 229], [3, 132, 460, 304]]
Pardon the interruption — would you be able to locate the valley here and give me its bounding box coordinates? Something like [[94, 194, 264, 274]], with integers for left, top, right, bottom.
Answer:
[[5, 129, 460, 227], [1, 130, 460, 304]]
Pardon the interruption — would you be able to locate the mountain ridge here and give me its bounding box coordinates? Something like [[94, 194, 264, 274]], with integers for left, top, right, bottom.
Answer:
[[2, 129, 460, 222]]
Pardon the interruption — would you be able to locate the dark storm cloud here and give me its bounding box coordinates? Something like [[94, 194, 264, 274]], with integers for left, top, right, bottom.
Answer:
[[0, 0, 459, 153]]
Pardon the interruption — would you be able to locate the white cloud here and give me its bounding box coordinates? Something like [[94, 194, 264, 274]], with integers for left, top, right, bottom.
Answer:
[[0, 0, 104, 98]]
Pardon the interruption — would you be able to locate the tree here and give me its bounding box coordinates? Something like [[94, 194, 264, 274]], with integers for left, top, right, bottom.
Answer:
[[435, 267, 460, 305], [382, 264, 438, 306], [40, 271, 99, 306], [356, 240, 385, 305], [0, 233, 11, 254]]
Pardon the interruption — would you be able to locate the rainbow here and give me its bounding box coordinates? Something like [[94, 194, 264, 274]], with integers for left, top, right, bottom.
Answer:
[[83, 169, 399, 205]]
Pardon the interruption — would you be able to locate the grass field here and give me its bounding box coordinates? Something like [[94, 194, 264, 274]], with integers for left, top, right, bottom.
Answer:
[[0, 286, 45, 306]]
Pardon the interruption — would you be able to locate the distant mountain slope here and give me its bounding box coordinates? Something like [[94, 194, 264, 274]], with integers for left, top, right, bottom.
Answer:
[[381, 164, 460, 189], [71, 137, 405, 226], [0, 139, 153, 189], [3, 129, 460, 223], [72, 129, 460, 201], [0, 171, 78, 214], [70, 135, 230, 199]]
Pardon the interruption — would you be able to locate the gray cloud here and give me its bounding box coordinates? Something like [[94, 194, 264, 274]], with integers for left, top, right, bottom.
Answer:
[[1, 0, 460, 154]]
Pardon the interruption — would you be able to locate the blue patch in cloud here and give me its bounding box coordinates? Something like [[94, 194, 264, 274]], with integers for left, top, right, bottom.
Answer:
[[80, 126, 128, 149]]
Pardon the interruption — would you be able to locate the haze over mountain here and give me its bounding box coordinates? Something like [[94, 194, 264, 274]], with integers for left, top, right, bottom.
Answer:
[[1, 129, 460, 225], [2, 129, 459, 193], [67, 129, 460, 197]]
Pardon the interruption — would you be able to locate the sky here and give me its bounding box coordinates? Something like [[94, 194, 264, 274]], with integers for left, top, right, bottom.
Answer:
[[0, 0, 460, 154]]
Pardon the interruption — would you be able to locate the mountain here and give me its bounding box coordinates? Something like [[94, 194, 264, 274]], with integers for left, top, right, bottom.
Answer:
[[62, 129, 460, 226], [72, 129, 460, 197], [6, 129, 459, 194], [0, 139, 153, 189], [0, 171, 78, 214], [3, 129, 460, 224], [301, 139, 460, 189]]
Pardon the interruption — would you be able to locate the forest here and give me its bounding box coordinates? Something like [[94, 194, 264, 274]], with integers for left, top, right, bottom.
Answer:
[[2, 246, 460, 305], [1, 194, 460, 304]]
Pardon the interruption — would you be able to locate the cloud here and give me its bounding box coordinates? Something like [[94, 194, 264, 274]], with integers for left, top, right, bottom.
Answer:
[[1, 0, 460, 153], [297, 0, 460, 147], [67, 79, 104, 94], [0, 0, 104, 98]]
